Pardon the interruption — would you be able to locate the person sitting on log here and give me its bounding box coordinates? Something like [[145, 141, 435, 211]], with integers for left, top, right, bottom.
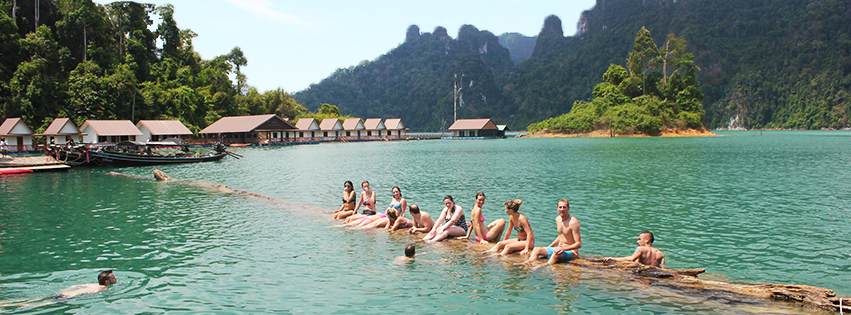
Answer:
[[604, 231, 666, 268], [485, 199, 535, 256], [516, 199, 580, 266], [406, 204, 434, 235]]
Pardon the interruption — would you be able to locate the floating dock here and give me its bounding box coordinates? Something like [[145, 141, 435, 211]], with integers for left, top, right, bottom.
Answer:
[[0, 155, 71, 173]]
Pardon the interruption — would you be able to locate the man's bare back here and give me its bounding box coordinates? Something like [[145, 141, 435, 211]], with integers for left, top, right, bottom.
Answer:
[[633, 246, 665, 267], [604, 231, 665, 268]]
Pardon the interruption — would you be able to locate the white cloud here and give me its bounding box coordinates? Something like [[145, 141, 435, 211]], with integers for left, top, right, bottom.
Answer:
[[222, 0, 308, 26]]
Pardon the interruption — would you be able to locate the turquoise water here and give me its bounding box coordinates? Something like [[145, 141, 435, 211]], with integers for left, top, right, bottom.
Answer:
[[1, 131, 849, 314]]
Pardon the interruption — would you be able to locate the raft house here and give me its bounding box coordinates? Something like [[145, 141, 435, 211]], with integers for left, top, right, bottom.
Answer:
[[0, 118, 36, 153], [341, 118, 366, 140], [444, 118, 506, 139], [384, 118, 409, 138], [294, 118, 320, 141], [40, 118, 84, 147], [318, 118, 344, 141], [136, 120, 193, 141], [80, 120, 144, 144], [199, 114, 305, 146]]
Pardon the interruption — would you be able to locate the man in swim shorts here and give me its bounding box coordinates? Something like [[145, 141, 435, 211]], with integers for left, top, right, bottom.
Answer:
[[604, 231, 666, 268], [406, 204, 434, 234], [517, 199, 581, 266]]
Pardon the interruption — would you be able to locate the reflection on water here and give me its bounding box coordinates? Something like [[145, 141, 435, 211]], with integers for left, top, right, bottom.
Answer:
[[1, 131, 849, 314]]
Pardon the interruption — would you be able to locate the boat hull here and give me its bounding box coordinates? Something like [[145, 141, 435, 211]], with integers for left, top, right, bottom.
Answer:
[[92, 152, 227, 166]]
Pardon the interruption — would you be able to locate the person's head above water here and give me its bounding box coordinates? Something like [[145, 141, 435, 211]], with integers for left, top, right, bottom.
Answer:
[[404, 244, 416, 258], [98, 270, 116, 285]]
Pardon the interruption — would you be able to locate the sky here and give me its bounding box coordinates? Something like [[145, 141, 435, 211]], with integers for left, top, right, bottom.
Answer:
[[93, 0, 598, 94]]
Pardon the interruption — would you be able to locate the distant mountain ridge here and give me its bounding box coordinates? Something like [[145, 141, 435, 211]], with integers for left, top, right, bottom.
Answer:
[[294, 0, 851, 130], [497, 32, 536, 64]]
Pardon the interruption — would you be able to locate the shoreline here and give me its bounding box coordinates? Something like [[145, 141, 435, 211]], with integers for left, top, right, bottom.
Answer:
[[520, 127, 718, 138]]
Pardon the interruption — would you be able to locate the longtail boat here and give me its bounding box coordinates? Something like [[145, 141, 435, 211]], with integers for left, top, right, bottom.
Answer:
[[90, 140, 228, 166]]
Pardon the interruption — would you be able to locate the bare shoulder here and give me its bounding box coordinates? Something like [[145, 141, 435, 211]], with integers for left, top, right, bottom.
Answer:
[[568, 215, 580, 227], [59, 283, 106, 298]]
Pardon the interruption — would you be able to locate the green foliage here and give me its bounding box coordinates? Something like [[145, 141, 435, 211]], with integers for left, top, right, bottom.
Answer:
[[528, 28, 705, 135], [0, 0, 311, 134], [294, 24, 515, 131], [296, 103, 352, 122]]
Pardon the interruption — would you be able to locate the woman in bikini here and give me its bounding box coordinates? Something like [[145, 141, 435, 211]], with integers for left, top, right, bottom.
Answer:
[[332, 181, 357, 220], [423, 195, 468, 244], [457, 192, 506, 244], [352, 186, 406, 229], [345, 181, 377, 224], [486, 199, 534, 255], [384, 187, 410, 230]]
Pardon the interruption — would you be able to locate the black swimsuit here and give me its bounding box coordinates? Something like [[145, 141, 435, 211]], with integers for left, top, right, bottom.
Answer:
[[445, 206, 468, 232], [514, 219, 527, 241]]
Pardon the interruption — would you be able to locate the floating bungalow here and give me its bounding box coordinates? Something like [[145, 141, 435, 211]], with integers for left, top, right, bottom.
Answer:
[[497, 125, 509, 138], [136, 120, 193, 141], [341, 118, 365, 139], [384, 118, 408, 138], [363, 118, 386, 138], [40, 118, 84, 145], [318, 118, 344, 140], [80, 120, 144, 144], [199, 114, 298, 145], [294, 118, 320, 139], [0, 118, 35, 152], [446, 119, 503, 139]]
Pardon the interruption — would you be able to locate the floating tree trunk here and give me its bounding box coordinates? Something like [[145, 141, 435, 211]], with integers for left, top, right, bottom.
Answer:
[[106, 170, 850, 314]]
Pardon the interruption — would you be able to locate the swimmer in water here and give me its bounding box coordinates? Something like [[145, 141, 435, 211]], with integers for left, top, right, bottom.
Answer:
[[604, 231, 665, 268], [0, 270, 117, 308], [398, 244, 416, 260]]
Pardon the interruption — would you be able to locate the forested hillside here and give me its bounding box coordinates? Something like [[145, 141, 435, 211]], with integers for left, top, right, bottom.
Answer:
[[517, 0, 851, 129], [497, 32, 536, 64], [3, 0, 850, 132], [296, 0, 851, 130], [0, 0, 304, 134], [293, 25, 516, 131]]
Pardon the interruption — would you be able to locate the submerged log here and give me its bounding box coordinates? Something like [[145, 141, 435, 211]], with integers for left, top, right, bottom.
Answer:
[[573, 259, 848, 313], [106, 169, 850, 314]]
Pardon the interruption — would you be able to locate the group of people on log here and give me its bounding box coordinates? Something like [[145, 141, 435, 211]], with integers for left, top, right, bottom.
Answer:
[[332, 180, 665, 268]]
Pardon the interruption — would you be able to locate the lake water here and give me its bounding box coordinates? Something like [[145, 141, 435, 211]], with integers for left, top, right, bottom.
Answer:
[[1, 131, 849, 314]]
